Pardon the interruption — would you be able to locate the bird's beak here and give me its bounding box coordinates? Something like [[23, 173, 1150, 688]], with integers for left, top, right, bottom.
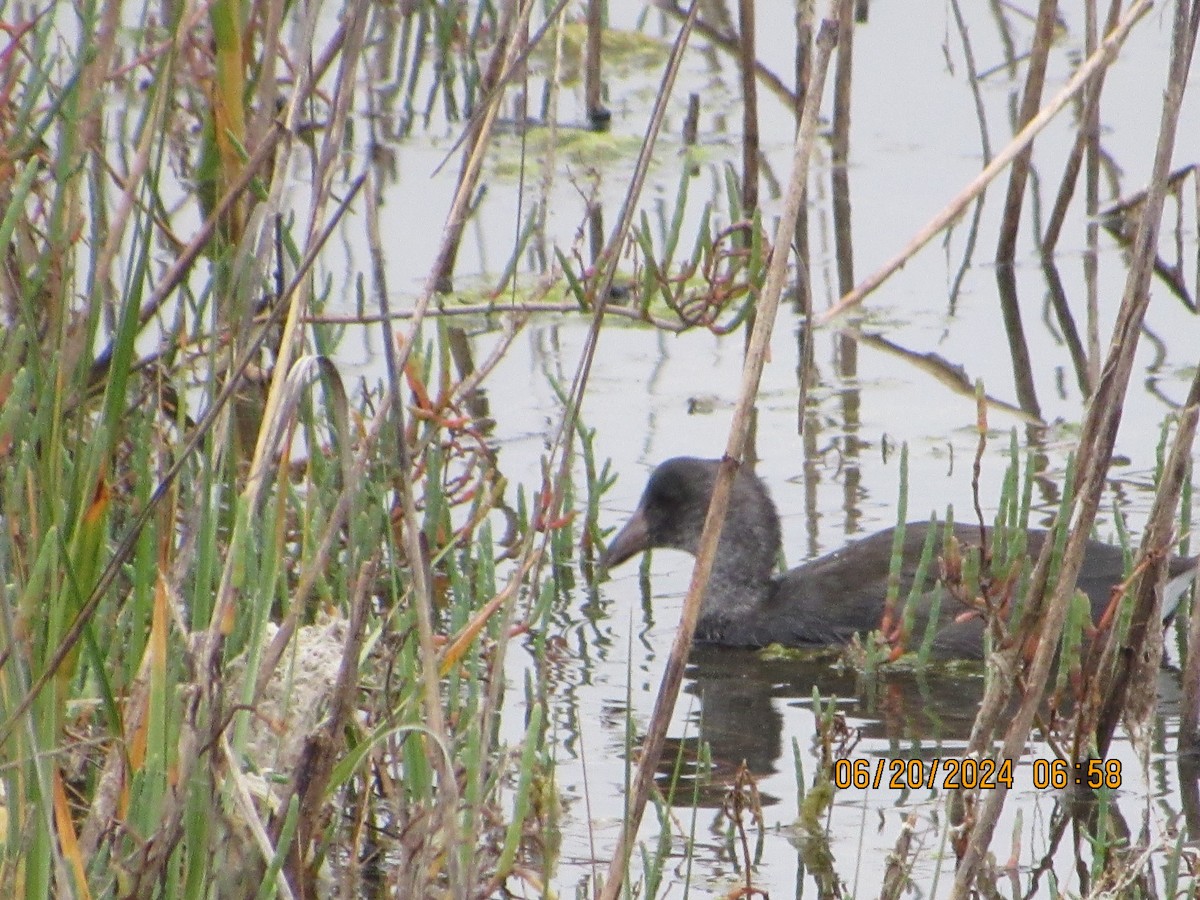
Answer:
[[600, 507, 649, 570]]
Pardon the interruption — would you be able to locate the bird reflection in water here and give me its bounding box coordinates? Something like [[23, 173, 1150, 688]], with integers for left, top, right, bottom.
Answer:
[[653, 646, 988, 808]]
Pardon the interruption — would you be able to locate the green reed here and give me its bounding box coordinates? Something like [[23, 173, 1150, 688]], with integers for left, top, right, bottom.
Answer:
[[0, 3, 576, 895]]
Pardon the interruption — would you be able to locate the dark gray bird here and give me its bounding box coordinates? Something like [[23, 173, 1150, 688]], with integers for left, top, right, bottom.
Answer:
[[601, 457, 1199, 660]]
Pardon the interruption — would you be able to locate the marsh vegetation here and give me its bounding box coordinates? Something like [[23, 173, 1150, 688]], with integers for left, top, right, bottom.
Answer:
[[1, 0, 1199, 897]]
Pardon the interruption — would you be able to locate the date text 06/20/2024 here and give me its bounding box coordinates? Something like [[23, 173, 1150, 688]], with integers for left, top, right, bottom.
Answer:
[[831, 757, 1123, 791]]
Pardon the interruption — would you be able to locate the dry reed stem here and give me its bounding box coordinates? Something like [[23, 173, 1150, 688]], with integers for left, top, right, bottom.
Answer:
[[1040, 0, 1121, 253], [585, 0, 605, 121], [1184, 469, 1200, 747], [1090, 395, 1197, 754], [491, 32, 709, 862], [995, 0, 1061, 264], [949, 1, 1199, 893], [738, 0, 758, 213], [364, 0, 701, 887], [819, 0, 1152, 324], [373, 4, 573, 889], [302, 300, 686, 330], [596, 16, 840, 900]]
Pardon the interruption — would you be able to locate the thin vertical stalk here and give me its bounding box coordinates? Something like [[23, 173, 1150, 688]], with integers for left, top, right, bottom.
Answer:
[[995, 0, 1060, 264], [738, 0, 758, 213], [830, 0, 854, 295], [431, 0, 520, 293], [1085, 0, 1117, 383], [1183, 452, 1200, 747], [1041, 0, 1119, 256], [585, 0, 609, 126], [794, 1, 815, 436]]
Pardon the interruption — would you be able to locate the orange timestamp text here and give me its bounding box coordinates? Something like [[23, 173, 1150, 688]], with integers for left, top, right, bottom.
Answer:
[[832, 757, 1124, 791], [1032, 757, 1122, 789], [833, 757, 1014, 791]]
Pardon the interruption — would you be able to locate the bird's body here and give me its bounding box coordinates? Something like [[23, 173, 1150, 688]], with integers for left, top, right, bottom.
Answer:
[[602, 458, 1198, 660]]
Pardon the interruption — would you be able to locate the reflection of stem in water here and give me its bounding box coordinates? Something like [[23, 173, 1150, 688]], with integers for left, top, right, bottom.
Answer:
[[736, 0, 760, 466], [795, 279, 817, 442], [944, 0, 993, 314], [720, 762, 766, 896], [639, 329, 673, 462], [838, 359, 862, 537], [1040, 86, 1091, 254], [995, 264, 1043, 420], [492, 207, 547, 296], [845, 330, 1043, 428], [445, 325, 492, 426], [950, 0, 994, 164], [802, 395, 823, 560], [793, 5, 813, 315], [598, 17, 839, 898], [1179, 747, 1200, 838], [946, 196, 988, 317], [431, 4, 519, 293], [1082, 3, 1108, 389], [1040, 257, 1092, 397], [1040, 0, 1120, 261], [830, 0, 859, 537], [831, 0, 855, 299], [587, 199, 604, 268], [1020, 795, 1080, 897], [792, 0, 811, 448], [584, 0, 608, 126], [983, 0, 1019, 80], [1136, 324, 1180, 411]]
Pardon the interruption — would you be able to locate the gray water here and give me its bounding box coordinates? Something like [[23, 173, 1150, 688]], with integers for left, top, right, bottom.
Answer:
[[343, 1, 1200, 895]]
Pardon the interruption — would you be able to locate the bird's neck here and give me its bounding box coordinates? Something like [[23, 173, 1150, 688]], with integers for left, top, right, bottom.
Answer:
[[701, 553, 775, 623]]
